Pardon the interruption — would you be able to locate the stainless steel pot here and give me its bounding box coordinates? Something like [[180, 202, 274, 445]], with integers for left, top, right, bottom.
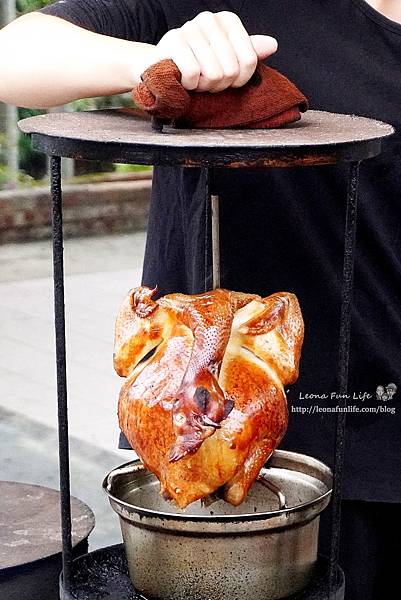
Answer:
[[103, 450, 332, 600]]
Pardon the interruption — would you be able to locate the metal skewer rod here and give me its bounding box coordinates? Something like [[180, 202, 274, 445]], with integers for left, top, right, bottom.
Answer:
[[205, 167, 221, 291], [211, 193, 221, 289]]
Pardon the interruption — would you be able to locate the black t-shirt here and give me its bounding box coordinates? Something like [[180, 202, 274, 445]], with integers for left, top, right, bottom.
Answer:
[[41, 0, 401, 502]]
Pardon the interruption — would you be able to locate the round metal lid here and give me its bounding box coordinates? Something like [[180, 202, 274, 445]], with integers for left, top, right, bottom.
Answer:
[[0, 481, 95, 570], [18, 109, 394, 168]]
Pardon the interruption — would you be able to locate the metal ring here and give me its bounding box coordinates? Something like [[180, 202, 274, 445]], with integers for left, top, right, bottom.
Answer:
[[106, 463, 146, 492], [257, 469, 288, 510]]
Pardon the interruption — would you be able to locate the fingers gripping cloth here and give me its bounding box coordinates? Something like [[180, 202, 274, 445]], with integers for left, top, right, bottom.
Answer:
[[133, 59, 308, 129]]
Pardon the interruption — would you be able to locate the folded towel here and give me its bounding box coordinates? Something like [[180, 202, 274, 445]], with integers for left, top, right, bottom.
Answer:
[[133, 59, 308, 129]]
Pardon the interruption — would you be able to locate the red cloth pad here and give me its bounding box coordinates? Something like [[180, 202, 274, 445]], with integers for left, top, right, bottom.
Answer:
[[133, 59, 308, 129]]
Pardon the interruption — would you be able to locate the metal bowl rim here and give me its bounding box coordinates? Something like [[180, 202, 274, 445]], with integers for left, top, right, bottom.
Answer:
[[102, 450, 333, 523]]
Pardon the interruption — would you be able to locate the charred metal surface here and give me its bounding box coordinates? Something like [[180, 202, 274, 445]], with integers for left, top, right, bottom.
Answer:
[[225, 154, 339, 168], [0, 542, 90, 600], [328, 162, 360, 599], [18, 110, 393, 168], [61, 545, 344, 600], [51, 156, 73, 598]]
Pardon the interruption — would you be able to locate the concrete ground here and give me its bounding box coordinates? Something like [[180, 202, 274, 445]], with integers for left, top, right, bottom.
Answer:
[[0, 232, 147, 550]]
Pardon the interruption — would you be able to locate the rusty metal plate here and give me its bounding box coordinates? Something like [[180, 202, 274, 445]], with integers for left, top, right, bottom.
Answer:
[[18, 110, 393, 167], [0, 481, 95, 570]]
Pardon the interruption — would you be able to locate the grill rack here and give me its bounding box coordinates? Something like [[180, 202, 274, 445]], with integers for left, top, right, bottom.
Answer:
[[18, 109, 394, 600]]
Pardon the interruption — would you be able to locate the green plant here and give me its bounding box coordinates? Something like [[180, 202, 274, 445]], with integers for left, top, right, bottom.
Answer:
[[115, 164, 152, 173], [0, 163, 34, 187], [17, 0, 51, 15], [18, 108, 48, 179]]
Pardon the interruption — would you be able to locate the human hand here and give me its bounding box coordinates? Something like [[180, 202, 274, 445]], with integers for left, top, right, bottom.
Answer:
[[155, 11, 278, 93]]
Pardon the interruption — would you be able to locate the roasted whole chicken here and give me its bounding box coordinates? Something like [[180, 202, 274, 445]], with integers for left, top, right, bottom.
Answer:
[[114, 286, 304, 508]]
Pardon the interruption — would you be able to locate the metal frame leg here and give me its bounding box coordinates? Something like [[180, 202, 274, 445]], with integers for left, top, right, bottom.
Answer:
[[51, 156, 73, 598], [329, 161, 360, 598]]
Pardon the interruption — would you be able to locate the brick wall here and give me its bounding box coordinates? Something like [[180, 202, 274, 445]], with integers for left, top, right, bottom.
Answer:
[[0, 176, 151, 244]]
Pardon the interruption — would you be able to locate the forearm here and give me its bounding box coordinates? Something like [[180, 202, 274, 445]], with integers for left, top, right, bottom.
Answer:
[[0, 13, 156, 108]]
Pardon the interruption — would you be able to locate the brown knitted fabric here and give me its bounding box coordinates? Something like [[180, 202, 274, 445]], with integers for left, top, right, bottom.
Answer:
[[133, 59, 308, 129]]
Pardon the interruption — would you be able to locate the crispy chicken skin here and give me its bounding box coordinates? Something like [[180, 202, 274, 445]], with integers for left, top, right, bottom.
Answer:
[[114, 286, 304, 508]]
